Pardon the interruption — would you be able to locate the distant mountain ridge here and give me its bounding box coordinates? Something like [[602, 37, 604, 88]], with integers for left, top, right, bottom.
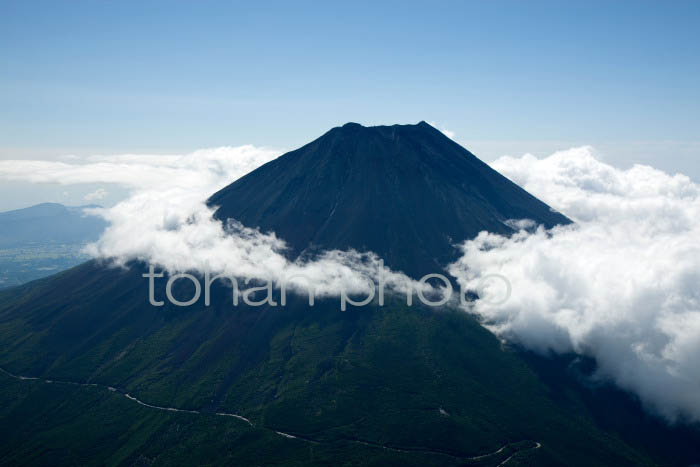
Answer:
[[210, 121, 570, 278], [0, 202, 106, 248]]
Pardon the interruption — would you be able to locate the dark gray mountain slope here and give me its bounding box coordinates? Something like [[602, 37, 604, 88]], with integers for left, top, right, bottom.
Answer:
[[209, 122, 570, 277]]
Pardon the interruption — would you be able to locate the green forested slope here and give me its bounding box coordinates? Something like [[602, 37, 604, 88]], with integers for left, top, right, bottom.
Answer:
[[0, 261, 654, 466]]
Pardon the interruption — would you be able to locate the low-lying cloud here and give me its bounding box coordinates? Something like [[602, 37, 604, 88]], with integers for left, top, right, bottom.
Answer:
[[450, 146, 700, 422], [84, 188, 109, 201], [0, 146, 279, 190], [87, 191, 426, 299]]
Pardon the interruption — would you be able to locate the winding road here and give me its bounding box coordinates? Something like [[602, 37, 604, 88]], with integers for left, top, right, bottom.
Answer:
[[0, 367, 540, 464]]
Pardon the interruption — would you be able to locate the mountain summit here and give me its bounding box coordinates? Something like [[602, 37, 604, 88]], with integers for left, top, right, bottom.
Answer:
[[209, 121, 569, 277]]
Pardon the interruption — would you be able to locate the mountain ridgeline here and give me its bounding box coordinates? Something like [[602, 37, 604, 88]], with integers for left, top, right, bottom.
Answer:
[[0, 123, 698, 466], [209, 122, 570, 278], [0, 203, 106, 248]]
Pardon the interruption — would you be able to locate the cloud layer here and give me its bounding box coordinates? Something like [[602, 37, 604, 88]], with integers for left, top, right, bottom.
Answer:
[[0, 146, 279, 190], [450, 146, 700, 422]]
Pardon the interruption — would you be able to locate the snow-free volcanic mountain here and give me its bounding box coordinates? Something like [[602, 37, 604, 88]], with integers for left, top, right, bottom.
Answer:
[[210, 121, 570, 277], [1, 123, 699, 466]]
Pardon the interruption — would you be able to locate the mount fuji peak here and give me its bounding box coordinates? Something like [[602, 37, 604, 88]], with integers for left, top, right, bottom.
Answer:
[[209, 121, 570, 277]]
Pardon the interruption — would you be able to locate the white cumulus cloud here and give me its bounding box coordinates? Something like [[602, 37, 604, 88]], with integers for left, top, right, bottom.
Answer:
[[450, 146, 700, 422], [84, 188, 108, 201]]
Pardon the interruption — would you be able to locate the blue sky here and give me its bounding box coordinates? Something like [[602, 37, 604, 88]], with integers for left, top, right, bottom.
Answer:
[[1, 0, 699, 209]]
